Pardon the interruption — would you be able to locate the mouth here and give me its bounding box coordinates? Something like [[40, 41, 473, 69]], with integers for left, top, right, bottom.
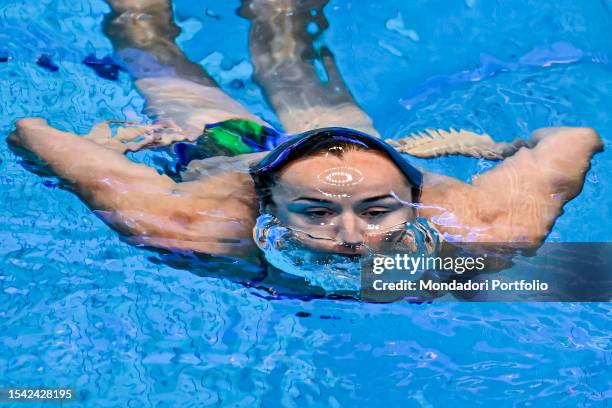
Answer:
[[293, 234, 368, 256], [332, 244, 367, 256]]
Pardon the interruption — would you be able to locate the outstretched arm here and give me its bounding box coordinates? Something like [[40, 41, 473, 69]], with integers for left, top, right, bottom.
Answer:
[[419, 126, 603, 243], [8, 118, 260, 258]]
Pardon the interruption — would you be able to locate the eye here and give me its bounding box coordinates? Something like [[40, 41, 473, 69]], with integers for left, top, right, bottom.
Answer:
[[304, 208, 335, 218], [362, 208, 391, 218]]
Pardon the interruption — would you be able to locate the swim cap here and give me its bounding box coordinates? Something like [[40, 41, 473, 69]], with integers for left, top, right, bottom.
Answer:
[[249, 127, 423, 207]]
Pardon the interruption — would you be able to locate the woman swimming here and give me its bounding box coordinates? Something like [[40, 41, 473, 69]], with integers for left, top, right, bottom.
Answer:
[[7, 0, 603, 293]]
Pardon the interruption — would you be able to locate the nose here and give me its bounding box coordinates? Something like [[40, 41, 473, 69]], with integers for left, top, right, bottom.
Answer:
[[335, 213, 365, 246]]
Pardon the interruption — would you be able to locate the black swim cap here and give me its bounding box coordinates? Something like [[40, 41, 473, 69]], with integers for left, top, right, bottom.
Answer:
[[250, 127, 423, 208]]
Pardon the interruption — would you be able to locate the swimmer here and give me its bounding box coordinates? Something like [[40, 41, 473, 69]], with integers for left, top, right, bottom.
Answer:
[[7, 0, 603, 276]]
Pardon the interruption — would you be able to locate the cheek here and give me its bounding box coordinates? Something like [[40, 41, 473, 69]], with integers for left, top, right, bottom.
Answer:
[[270, 206, 322, 233], [389, 207, 413, 224], [282, 213, 329, 232], [267, 187, 297, 221], [298, 239, 334, 253], [369, 208, 413, 230], [270, 205, 296, 226], [365, 229, 404, 247]]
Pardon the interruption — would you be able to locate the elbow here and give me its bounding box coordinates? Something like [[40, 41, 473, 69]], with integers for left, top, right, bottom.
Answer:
[[566, 127, 603, 153], [15, 117, 48, 131], [582, 127, 604, 153], [525, 226, 548, 247], [13, 117, 50, 138]]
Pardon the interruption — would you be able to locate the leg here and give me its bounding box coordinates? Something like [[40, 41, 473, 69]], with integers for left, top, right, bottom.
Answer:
[[240, 0, 379, 135], [103, 0, 270, 138]]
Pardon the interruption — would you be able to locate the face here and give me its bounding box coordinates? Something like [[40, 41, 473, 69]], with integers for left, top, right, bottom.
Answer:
[[267, 149, 415, 255]]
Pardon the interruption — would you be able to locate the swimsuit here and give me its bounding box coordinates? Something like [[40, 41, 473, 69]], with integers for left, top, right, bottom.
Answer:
[[173, 118, 288, 168]]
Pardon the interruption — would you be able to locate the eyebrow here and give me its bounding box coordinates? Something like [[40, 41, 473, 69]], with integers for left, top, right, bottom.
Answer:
[[360, 194, 397, 204], [292, 197, 334, 204], [292, 194, 398, 205]]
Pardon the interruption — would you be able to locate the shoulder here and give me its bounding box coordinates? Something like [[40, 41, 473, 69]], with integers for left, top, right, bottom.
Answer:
[[418, 171, 499, 241], [417, 169, 548, 243]]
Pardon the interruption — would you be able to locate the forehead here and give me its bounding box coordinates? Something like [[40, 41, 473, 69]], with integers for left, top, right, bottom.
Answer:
[[275, 149, 410, 199]]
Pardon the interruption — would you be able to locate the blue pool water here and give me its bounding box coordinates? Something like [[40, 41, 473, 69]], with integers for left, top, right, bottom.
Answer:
[[1, 0, 611, 406]]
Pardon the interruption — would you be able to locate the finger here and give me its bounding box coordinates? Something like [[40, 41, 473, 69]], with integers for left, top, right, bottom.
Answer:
[[155, 118, 181, 131], [124, 135, 163, 152], [7, 131, 22, 146], [107, 120, 141, 126], [115, 125, 162, 142], [85, 121, 112, 140], [155, 130, 192, 145], [115, 126, 146, 142]]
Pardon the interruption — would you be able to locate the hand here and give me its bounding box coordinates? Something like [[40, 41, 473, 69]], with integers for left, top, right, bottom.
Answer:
[[83, 120, 188, 154]]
